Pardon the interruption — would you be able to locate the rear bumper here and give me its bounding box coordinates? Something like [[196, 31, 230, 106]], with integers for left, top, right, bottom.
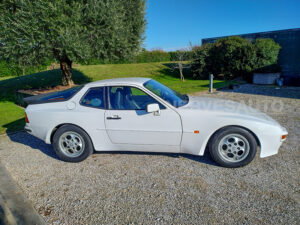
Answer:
[[24, 123, 46, 142], [24, 128, 32, 132], [24, 124, 32, 133], [24, 124, 31, 132]]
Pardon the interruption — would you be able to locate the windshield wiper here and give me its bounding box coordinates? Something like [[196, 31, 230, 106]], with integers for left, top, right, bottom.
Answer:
[[183, 94, 189, 102]]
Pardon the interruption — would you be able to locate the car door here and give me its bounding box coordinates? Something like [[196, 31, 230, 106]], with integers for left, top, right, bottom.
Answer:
[[104, 86, 182, 148]]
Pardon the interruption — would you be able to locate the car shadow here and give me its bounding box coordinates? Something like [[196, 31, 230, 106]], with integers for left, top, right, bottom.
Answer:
[[5, 131, 218, 166], [6, 131, 60, 160], [93, 149, 217, 166]]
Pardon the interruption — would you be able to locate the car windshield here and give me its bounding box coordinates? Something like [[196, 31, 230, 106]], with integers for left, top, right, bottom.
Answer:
[[143, 79, 189, 107]]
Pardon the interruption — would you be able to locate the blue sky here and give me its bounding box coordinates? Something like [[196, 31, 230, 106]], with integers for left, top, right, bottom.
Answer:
[[145, 0, 300, 51]]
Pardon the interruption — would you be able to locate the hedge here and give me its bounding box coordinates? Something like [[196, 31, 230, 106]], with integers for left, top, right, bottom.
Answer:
[[0, 60, 52, 77], [191, 36, 281, 80]]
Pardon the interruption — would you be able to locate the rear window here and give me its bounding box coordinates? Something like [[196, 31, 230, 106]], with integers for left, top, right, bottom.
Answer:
[[41, 86, 83, 101]]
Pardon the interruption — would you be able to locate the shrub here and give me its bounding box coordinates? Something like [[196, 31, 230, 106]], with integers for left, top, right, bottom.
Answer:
[[0, 60, 52, 77], [208, 36, 257, 79], [191, 36, 281, 80], [0, 61, 19, 77], [191, 43, 214, 79], [134, 50, 171, 63], [254, 38, 281, 72], [80, 49, 195, 64]]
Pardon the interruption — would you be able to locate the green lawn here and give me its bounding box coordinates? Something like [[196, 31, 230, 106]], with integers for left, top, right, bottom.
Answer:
[[0, 102, 25, 134], [75, 63, 231, 93], [0, 62, 233, 134]]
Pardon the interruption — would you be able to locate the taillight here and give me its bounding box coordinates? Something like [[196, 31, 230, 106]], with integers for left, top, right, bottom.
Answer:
[[25, 113, 29, 123]]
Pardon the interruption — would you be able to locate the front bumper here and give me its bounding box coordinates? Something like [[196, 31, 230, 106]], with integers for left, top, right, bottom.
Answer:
[[260, 126, 288, 158], [280, 126, 288, 142]]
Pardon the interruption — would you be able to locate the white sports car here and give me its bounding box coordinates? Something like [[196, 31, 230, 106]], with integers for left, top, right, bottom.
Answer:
[[24, 78, 287, 167]]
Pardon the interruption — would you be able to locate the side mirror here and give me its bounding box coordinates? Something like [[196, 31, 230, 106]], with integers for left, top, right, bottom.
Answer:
[[146, 103, 160, 115]]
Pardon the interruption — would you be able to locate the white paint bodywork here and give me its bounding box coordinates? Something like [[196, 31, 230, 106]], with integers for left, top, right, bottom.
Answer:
[[25, 78, 287, 158]]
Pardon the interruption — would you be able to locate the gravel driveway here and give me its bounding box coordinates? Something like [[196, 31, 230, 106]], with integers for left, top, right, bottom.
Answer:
[[0, 84, 299, 224]]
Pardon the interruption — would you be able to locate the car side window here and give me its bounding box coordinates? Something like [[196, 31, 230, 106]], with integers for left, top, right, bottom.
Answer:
[[108, 86, 165, 110], [80, 87, 105, 109]]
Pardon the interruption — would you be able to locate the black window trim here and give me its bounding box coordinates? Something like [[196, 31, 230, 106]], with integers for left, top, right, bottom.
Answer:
[[106, 85, 167, 111], [79, 86, 106, 110]]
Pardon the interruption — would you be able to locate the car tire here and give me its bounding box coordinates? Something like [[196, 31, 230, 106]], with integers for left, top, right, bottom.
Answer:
[[53, 124, 93, 162], [209, 126, 257, 168]]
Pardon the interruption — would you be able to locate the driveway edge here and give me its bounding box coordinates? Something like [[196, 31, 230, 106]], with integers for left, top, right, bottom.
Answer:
[[0, 163, 45, 225]]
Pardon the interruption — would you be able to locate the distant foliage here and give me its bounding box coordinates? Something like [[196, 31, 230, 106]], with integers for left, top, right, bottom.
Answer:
[[135, 50, 171, 63], [169, 50, 193, 61], [0, 60, 51, 77], [82, 50, 194, 65], [191, 36, 281, 80]]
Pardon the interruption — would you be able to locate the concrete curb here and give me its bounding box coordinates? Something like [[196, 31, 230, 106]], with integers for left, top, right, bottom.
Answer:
[[0, 163, 45, 225]]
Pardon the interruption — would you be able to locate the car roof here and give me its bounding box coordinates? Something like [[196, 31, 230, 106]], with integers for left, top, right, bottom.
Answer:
[[86, 77, 152, 87]]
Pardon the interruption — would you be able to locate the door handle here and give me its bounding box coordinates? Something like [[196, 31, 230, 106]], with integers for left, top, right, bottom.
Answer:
[[106, 115, 121, 120]]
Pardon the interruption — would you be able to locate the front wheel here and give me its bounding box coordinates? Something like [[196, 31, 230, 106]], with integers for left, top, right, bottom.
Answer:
[[53, 125, 93, 162], [209, 126, 258, 168]]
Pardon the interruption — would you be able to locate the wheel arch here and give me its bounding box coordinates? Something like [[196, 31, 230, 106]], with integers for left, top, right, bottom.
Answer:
[[205, 125, 261, 153], [49, 123, 95, 150]]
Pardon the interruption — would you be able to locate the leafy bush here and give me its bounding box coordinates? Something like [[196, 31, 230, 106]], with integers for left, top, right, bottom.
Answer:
[[0, 61, 19, 77], [134, 50, 171, 63], [254, 38, 281, 73], [191, 36, 281, 80], [81, 49, 195, 65], [191, 43, 214, 79], [0, 60, 52, 77], [209, 36, 257, 79]]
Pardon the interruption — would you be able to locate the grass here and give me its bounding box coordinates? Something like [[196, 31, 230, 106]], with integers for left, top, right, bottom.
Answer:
[[75, 62, 231, 93], [0, 102, 25, 134], [0, 62, 234, 134], [0, 76, 16, 81]]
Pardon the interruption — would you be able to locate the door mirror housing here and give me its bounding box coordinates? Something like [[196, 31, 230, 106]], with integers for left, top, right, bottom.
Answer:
[[146, 103, 160, 115]]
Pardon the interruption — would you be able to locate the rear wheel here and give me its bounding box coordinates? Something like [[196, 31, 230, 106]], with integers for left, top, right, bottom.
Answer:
[[53, 125, 93, 162], [209, 126, 257, 168]]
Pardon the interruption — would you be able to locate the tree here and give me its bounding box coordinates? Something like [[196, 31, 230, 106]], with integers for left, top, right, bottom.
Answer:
[[191, 43, 213, 79], [254, 38, 281, 71], [0, 0, 146, 85], [172, 51, 189, 82], [208, 36, 257, 79], [191, 37, 257, 79], [168, 48, 194, 82]]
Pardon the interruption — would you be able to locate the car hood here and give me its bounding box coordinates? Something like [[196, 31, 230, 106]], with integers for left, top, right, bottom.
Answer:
[[181, 96, 280, 126]]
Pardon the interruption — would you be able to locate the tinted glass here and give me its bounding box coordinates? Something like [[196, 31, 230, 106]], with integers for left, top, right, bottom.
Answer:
[[40, 86, 83, 101], [108, 86, 165, 110], [81, 87, 105, 108], [143, 80, 188, 107]]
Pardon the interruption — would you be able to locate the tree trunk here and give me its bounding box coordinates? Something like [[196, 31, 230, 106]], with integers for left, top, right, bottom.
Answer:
[[178, 63, 184, 82], [60, 58, 74, 86]]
